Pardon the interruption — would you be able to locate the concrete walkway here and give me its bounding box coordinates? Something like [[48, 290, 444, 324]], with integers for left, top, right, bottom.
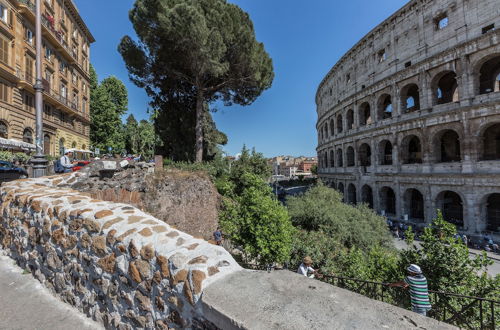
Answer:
[[0, 252, 103, 330]]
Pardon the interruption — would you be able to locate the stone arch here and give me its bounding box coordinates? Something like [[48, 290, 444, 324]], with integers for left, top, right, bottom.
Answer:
[[485, 193, 500, 232], [403, 188, 425, 222], [22, 127, 33, 144], [361, 184, 373, 208], [0, 120, 8, 138], [337, 114, 343, 133], [432, 129, 461, 163], [379, 186, 396, 216], [400, 83, 420, 112], [329, 149, 335, 168], [346, 146, 355, 167], [358, 102, 371, 126], [436, 190, 464, 228], [346, 109, 354, 130], [481, 123, 500, 160], [378, 140, 393, 165], [336, 148, 343, 167], [347, 183, 357, 205], [377, 94, 392, 119], [432, 71, 459, 105], [477, 54, 500, 94], [71, 141, 77, 148], [338, 182, 345, 202], [358, 143, 371, 166], [400, 135, 422, 164], [329, 118, 335, 137]]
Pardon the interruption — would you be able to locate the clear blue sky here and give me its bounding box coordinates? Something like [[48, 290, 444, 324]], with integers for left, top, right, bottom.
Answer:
[[76, 0, 408, 157]]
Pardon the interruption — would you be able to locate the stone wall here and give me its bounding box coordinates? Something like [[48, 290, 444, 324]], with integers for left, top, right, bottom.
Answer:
[[0, 172, 240, 329]]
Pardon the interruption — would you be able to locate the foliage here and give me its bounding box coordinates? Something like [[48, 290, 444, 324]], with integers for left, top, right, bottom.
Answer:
[[310, 164, 317, 175], [0, 151, 32, 164], [90, 65, 127, 153], [119, 0, 274, 162], [124, 114, 140, 155], [229, 145, 271, 183], [138, 119, 158, 160]]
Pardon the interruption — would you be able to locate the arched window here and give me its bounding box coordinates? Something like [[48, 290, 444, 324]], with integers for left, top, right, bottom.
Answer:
[[329, 150, 335, 168], [479, 56, 500, 94], [346, 109, 354, 130], [347, 183, 357, 205], [358, 102, 371, 126], [437, 191, 463, 228], [324, 123, 329, 138], [338, 182, 345, 202], [336, 148, 343, 167], [329, 118, 335, 137], [380, 187, 396, 216], [337, 114, 343, 133], [486, 194, 500, 232], [358, 143, 371, 166], [59, 138, 65, 156], [482, 123, 500, 160], [23, 128, 33, 144], [361, 185, 373, 208], [0, 121, 8, 138], [401, 84, 420, 112], [377, 94, 392, 119], [346, 146, 355, 167], [434, 71, 459, 104], [402, 135, 422, 164], [379, 140, 393, 165], [43, 134, 50, 155], [439, 130, 461, 162], [71, 141, 76, 148], [404, 189, 424, 222]]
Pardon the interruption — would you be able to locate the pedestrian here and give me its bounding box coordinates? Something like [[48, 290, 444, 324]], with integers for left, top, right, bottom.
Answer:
[[462, 234, 468, 247], [59, 151, 74, 173], [297, 256, 321, 278], [389, 264, 432, 316], [213, 227, 223, 246], [487, 239, 499, 253]]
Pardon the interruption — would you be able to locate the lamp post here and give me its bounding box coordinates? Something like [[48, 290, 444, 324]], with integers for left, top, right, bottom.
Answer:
[[31, 0, 47, 177]]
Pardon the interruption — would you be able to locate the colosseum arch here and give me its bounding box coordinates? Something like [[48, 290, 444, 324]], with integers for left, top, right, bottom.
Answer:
[[329, 150, 335, 167], [358, 143, 372, 166], [403, 188, 425, 222], [432, 129, 461, 163], [400, 84, 420, 112], [378, 140, 393, 165], [436, 190, 464, 228], [346, 109, 354, 130], [338, 182, 345, 202], [485, 193, 500, 232], [347, 183, 357, 204], [346, 146, 355, 167], [329, 118, 335, 137], [379, 186, 396, 216], [358, 102, 371, 126], [481, 123, 500, 160], [377, 94, 392, 119], [400, 135, 423, 164], [361, 185, 374, 208], [478, 54, 500, 94], [336, 148, 343, 167], [324, 123, 329, 139], [337, 114, 343, 133], [432, 71, 459, 105]]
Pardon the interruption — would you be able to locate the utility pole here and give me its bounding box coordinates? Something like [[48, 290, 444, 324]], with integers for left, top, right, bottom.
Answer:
[[31, 0, 47, 177]]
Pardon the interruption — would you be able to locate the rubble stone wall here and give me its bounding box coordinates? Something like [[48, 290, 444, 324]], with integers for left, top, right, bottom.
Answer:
[[0, 173, 241, 329]]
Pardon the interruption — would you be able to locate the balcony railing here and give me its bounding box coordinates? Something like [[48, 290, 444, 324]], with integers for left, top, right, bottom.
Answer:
[[18, 0, 35, 11]]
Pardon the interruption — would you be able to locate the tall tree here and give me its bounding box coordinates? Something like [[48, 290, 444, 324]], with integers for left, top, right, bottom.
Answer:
[[138, 119, 157, 159], [124, 114, 139, 154], [89, 67, 128, 153], [119, 0, 274, 162]]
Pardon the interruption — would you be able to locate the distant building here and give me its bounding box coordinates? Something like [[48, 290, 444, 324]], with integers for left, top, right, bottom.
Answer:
[[269, 155, 317, 178]]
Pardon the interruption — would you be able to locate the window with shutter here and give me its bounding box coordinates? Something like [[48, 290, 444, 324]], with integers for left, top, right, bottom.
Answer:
[[0, 35, 8, 65]]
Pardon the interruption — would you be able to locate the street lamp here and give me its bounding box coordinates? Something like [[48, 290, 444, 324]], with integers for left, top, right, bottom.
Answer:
[[31, 0, 47, 177]]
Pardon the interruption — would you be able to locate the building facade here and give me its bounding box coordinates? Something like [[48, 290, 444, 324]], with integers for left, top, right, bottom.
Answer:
[[0, 0, 94, 156], [316, 0, 500, 237]]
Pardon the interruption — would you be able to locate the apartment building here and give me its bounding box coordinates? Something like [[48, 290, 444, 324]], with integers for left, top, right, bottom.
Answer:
[[0, 0, 94, 155]]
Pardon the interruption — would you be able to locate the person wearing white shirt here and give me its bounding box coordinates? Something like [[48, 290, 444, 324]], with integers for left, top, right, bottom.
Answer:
[[297, 256, 317, 278], [59, 151, 74, 173]]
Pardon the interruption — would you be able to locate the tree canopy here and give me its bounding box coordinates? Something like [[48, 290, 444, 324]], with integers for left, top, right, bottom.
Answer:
[[119, 0, 274, 162]]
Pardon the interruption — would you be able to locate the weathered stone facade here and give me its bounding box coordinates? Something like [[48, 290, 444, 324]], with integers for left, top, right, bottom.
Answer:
[[0, 172, 241, 329], [316, 0, 500, 237]]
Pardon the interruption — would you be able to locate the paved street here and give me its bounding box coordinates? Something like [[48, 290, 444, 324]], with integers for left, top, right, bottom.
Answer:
[[393, 239, 500, 277], [0, 252, 102, 330]]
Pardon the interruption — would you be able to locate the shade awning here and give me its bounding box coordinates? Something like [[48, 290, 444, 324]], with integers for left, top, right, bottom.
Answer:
[[0, 138, 36, 151]]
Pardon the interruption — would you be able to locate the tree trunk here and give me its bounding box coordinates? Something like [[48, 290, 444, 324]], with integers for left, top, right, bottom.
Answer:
[[195, 89, 204, 162]]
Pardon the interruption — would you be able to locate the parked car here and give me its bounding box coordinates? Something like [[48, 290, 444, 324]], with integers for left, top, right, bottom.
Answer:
[[71, 161, 91, 172], [0, 161, 28, 181]]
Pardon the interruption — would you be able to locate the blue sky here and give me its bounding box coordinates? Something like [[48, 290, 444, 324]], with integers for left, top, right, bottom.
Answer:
[[76, 0, 408, 157]]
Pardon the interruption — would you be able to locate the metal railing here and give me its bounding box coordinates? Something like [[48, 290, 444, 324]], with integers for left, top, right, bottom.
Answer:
[[239, 263, 499, 329]]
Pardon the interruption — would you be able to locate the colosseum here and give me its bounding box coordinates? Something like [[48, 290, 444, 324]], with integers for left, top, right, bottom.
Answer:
[[315, 0, 500, 238]]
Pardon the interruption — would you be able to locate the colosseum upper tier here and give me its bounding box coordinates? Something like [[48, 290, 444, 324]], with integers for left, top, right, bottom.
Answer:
[[316, 0, 500, 237]]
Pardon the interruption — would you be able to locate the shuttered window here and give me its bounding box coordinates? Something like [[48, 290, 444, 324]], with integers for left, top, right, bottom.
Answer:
[[0, 81, 8, 102], [0, 34, 8, 65]]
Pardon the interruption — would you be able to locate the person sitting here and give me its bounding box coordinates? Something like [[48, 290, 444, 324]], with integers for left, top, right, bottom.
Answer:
[[297, 256, 319, 278], [59, 151, 74, 173]]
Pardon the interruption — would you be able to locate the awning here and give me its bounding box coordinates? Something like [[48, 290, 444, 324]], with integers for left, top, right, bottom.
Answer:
[[0, 138, 36, 151], [66, 148, 93, 154]]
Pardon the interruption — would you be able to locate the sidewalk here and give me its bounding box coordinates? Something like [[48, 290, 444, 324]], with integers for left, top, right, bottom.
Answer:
[[0, 252, 103, 330]]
